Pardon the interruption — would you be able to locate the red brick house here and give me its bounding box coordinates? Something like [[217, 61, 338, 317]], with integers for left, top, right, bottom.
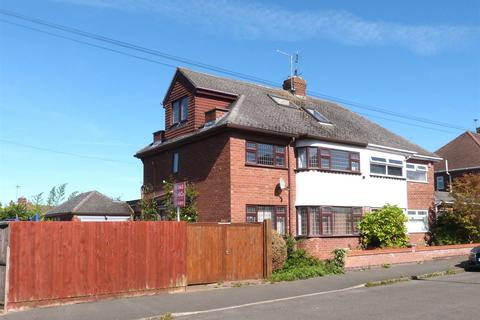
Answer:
[[135, 68, 441, 258], [434, 129, 480, 192]]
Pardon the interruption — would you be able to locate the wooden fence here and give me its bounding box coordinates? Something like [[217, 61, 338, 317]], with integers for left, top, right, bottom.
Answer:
[[4, 222, 187, 310], [0, 220, 271, 311]]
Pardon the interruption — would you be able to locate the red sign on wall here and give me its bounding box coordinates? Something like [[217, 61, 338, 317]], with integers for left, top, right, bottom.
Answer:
[[173, 182, 186, 208]]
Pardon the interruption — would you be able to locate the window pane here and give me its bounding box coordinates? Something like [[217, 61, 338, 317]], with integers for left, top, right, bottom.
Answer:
[[351, 161, 360, 172], [332, 207, 350, 235], [436, 176, 444, 190], [308, 148, 318, 167], [298, 207, 308, 236], [310, 207, 320, 235], [172, 152, 179, 173], [275, 153, 285, 167], [246, 142, 256, 150], [322, 215, 332, 234], [331, 150, 350, 170], [353, 215, 362, 233], [257, 143, 274, 166], [388, 166, 403, 176], [297, 148, 307, 168], [276, 207, 286, 215], [246, 216, 257, 222], [370, 163, 386, 174], [276, 216, 286, 235], [172, 101, 180, 124], [320, 157, 330, 169], [371, 157, 386, 163], [257, 206, 273, 222], [351, 153, 360, 160], [246, 151, 256, 164], [389, 159, 403, 165], [181, 97, 189, 121], [320, 149, 330, 156], [407, 169, 427, 181], [247, 206, 257, 214], [406, 164, 415, 169]]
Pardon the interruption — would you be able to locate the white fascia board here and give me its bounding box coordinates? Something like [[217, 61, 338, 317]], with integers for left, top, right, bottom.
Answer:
[[410, 154, 443, 162], [367, 143, 417, 155]]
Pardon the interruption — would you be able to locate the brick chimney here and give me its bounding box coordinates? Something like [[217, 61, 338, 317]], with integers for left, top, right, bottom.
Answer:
[[17, 197, 27, 206], [153, 130, 165, 143], [205, 108, 228, 124], [283, 76, 306, 97]]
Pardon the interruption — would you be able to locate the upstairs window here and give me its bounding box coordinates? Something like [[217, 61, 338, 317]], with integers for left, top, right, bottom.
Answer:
[[370, 157, 403, 178], [406, 163, 428, 182], [297, 147, 360, 173], [246, 141, 286, 168], [171, 96, 189, 125]]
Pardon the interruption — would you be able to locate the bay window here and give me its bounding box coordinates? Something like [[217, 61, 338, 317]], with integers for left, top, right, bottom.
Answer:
[[406, 163, 428, 182], [246, 205, 286, 235], [297, 206, 362, 236], [297, 147, 360, 173], [370, 157, 403, 178], [246, 141, 286, 167]]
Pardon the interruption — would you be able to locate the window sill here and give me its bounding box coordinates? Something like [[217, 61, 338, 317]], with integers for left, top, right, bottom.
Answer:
[[169, 120, 188, 129], [406, 179, 429, 184], [245, 163, 288, 170], [295, 168, 361, 175], [370, 174, 406, 181], [296, 234, 361, 239]]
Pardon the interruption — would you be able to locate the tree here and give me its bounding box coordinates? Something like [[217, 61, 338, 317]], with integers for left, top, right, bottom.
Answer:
[[359, 204, 409, 249], [139, 184, 158, 221], [0, 201, 35, 221], [47, 183, 68, 206], [163, 177, 198, 222], [68, 191, 80, 200], [452, 173, 480, 223]]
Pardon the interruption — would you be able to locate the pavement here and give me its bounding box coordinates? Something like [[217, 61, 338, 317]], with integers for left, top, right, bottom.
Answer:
[[0, 256, 472, 320]]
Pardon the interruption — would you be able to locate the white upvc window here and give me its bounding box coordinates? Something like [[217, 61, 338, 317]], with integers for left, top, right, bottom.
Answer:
[[370, 157, 404, 178], [406, 210, 428, 233], [406, 164, 428, 182], [436, 176, 445, 190]]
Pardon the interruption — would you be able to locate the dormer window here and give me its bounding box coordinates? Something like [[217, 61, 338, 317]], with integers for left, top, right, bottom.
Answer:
[[172, 96, 189, 125]]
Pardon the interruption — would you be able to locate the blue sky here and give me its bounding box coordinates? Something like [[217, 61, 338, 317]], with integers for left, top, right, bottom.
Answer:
[[0, 0, 479, 204]]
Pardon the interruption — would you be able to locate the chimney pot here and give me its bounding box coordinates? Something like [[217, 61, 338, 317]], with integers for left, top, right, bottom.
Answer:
[[283, 76, 306, 96]]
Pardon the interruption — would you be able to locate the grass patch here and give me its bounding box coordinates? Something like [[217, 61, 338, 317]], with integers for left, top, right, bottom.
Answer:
[[365, 276, 410, 287], [270, 249, 344, 282]]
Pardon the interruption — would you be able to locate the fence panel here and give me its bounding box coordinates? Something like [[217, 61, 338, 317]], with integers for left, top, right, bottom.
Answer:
[[6, 221, 187, 310], [187, 222, 267, 284]]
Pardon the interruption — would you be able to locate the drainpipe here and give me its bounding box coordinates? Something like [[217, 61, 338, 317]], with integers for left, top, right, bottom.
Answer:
[[287, 137, 296, 236], [445, 160, 452, 192]]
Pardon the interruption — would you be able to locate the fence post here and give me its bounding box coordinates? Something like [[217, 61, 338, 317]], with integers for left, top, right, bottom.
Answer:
[[263, 219, 272, 279]]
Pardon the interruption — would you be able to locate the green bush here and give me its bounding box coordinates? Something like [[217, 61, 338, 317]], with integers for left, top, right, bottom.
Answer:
[[270, 249, 344, 282], [429, 210, 480, 245], [359, 205, 409, 249], [272, 231, 287, 272]]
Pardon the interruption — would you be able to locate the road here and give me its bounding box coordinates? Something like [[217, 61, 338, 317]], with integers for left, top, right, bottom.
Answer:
[[180, 271, 480, 320]]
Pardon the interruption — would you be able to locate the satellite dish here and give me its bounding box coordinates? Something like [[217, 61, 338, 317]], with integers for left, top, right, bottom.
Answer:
[[279, 178, 287, 190]]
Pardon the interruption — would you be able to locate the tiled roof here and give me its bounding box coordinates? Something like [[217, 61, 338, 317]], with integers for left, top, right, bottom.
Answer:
[[137, 68, 437, 157], [434, 131, 480, 172], [45, 191, 134, 217]]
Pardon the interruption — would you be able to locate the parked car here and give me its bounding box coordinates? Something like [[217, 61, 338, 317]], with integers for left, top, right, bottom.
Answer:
[[468, 246, 480, 267]]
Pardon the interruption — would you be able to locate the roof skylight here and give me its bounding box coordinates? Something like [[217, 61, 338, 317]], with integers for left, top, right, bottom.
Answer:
[[307, 109, 330, 124], [269, 95, 290, 107]]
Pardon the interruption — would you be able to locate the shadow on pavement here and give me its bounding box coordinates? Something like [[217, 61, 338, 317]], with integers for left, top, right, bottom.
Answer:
[[455, 260, 480, 272]]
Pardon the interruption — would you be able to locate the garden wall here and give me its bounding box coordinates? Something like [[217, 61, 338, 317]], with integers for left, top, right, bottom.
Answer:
[[345, 243, 478, 269]]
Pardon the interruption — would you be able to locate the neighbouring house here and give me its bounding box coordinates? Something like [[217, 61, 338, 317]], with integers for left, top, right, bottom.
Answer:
[[434, 129, 480, 192], [135, 68, 441, 258], [44, 191, 133, 221]]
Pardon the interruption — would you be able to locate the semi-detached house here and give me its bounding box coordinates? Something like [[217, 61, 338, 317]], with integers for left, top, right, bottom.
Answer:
[[135, 68, 441, 258]]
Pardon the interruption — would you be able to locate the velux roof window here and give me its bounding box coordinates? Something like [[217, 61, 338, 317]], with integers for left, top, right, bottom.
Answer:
[[269, 95, 291, 107], [306, 109, 330, 124]]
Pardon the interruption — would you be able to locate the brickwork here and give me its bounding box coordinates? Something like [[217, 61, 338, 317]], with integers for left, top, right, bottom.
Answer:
[[298, 237, 361, 260], [407, 160, 435, 210], [142, 132, 231, 222], [408, 232, 428, 246], [229, 132, 293, 224]]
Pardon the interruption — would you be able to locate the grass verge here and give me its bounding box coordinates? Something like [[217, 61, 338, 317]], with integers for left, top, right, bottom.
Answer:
[[365, 268, 465, 288]]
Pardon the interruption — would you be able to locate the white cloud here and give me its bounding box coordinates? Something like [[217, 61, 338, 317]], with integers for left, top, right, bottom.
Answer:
[[58, 0, 479, 55]]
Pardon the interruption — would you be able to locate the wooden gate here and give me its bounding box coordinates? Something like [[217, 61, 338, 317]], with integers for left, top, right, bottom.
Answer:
[[187, 221, 271, 285]]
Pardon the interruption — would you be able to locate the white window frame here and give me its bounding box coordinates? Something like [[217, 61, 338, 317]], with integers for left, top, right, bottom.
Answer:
[[436, 176, 445, 190], [406, 209, 428, 233], [406, 163, 428, 183], [369, 157, 404, 178]]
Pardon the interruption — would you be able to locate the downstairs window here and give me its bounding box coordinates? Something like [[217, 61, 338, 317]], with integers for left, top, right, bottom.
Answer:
[[246, 205, 286, 235]]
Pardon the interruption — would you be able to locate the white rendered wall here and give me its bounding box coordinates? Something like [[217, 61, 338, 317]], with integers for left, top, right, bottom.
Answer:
[[295, 140, 408, 209]]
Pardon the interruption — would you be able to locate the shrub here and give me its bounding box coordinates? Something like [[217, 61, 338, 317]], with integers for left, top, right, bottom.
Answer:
[[285, 234, 297, 256], [359, 205, 409, 249], [271, 231, 287, 272], [429, 210, 480, 245], [330, 248, 347, 273]]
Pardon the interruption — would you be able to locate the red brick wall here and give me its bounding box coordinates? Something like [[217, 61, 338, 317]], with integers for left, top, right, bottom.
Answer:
[[298, 237, 361, 260], [142, 133, 231, 222], [407, 160, 435, 210], [229, 132, 293, 224], [409, 232, 428, 246]]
